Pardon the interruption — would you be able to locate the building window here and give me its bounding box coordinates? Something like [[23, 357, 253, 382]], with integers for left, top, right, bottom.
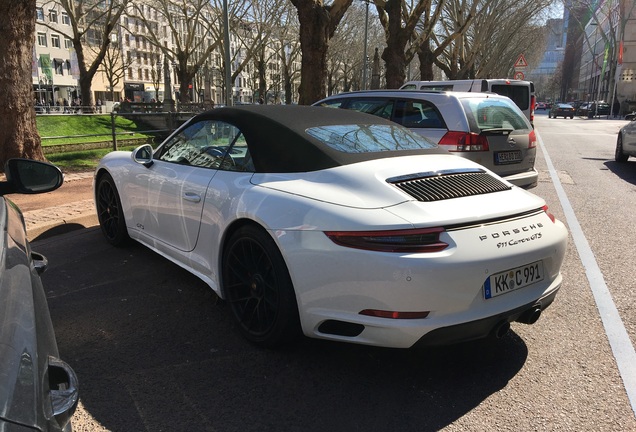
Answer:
[[144, 69, 149, 80], [128, 67, 133, 79], [64, 38, 73, 49], [61, 12, 70, 25], [36, 7, 44, 21], [51, 34, 61, 48], [37, 32, 47, 47], [49, 9, 58, 23], [54, 59, 64, 75], [138, 68, 142, 79]]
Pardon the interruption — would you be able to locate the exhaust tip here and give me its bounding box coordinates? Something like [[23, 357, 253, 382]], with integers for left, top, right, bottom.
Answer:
[[491, 320, 511, 339], [517, 307, 542, 325]]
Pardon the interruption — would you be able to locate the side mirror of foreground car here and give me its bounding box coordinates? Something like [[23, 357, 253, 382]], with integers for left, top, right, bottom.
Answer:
[[0, 158, 63, 195], [132, 144, 154, 167]]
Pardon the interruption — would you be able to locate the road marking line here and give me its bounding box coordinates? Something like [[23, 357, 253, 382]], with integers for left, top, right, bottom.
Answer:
[[537, 130, 636, 418]]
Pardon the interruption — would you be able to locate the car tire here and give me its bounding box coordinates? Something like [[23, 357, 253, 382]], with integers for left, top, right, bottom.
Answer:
[[96, 172, 130, 246], [570, 116, 574, 119], [615, 135, 629, 163], [222, 225, 301, 347]]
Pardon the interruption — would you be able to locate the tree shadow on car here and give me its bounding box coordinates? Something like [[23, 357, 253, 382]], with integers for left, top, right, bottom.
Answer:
[[43, 236, 528, 432]]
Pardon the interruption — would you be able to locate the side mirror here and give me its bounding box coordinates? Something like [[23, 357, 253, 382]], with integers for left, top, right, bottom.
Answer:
[[0, 159, 63, 195], [132, 144, 154, 167]]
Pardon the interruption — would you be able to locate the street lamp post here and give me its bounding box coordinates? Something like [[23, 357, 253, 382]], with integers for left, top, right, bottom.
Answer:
[[362, 0, 369, 90], [223, 0, 232, 106], [163, 56, 174, 112], [203, 62, 213, 109]]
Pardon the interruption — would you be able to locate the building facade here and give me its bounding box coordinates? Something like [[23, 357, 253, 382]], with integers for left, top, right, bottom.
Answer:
[[33, 0, 300, 110]]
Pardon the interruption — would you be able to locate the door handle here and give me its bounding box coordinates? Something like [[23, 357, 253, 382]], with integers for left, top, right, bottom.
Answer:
[[183, 192, 201, 203]]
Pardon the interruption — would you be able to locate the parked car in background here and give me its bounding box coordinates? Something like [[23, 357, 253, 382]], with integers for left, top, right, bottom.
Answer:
[[0, 159, 78, 431], [314, 90, 538, 189], [548, 103, 576, 119], [94, 105, 567, 349], [589, 101, 611, 117], [578, 101, 610, 117], [616, 118, 636, 162], [536, 102, 547, 110], [400, 79, 536, 124]]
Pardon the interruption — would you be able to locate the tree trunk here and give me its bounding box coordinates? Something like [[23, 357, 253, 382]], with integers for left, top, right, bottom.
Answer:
[[381, 0, 409, 88], [417, 42, 435, 81], [291, 0, 352, 104], [0, 0, 45, 170], [295, 4, 331, 104]]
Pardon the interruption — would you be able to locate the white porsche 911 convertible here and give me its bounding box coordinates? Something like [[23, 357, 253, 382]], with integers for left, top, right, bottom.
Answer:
[[94, 105, 567, 349]]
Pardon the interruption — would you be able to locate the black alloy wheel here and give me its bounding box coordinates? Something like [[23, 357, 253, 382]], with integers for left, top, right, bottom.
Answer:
[[222, 225, 300, 347], [615, 135, 629, 163], [96, 173, 130, 246]]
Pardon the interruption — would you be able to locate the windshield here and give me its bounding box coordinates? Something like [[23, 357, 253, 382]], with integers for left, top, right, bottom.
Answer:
[[460, 98, 531, 132], [306, 124, 438, 153]]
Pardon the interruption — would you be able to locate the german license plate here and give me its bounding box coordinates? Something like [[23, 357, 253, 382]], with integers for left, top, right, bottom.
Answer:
[[495, 150, 522, 164], [483, 261, 544, 299]]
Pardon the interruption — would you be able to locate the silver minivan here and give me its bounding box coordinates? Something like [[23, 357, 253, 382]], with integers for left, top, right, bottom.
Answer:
[[314, 90, 538, 189]]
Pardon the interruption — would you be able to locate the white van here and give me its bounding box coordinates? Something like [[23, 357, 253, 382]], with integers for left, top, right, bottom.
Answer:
[[400, 79, 536, 125]]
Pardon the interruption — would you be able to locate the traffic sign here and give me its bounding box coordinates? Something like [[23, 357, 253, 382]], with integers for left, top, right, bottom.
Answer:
[[514, 54, 528, 69], [514, 71, 525, 80]]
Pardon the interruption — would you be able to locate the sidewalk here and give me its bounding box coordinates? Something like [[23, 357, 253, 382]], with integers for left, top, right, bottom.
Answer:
[[22, 171, 98, 241]]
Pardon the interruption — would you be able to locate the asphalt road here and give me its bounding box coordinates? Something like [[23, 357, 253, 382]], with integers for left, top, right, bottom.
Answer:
[[32, 113, 636, 431]]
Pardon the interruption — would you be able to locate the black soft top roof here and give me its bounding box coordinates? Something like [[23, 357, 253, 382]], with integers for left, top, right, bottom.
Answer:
[[188, 105, 445, 173]]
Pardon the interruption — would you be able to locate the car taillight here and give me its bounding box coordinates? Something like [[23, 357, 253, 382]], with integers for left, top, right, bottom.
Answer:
[[530, 95, 536, 123], [542, 205, 556, 223], [528, 130, 537, 149], [438, 131, 489, 152], [324, 227, 448, 253]]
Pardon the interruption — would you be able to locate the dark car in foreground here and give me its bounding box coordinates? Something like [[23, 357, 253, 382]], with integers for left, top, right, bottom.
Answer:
[[548, 103, 575, 119], [0, 159, 78, 431]]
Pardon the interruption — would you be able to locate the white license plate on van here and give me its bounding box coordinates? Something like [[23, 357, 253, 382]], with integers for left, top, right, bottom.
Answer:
[[483, 261, 544, 299], [495, 151, 522, 164]]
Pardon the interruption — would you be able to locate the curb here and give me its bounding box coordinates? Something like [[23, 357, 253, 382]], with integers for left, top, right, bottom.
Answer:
[[23, 199, 98, 241], [23, 171, 97, 241]]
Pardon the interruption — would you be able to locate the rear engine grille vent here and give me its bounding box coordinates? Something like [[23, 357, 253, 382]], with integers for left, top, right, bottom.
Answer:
[[388, 169, 511, 202]]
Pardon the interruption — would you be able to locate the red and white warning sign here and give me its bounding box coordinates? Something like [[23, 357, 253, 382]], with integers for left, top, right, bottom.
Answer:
[[514, 54, 528, 69], [514, 71, 525, 80]]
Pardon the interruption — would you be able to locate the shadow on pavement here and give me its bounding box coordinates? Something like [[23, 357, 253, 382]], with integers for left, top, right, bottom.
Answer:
[[38, 228, 529, 432], [32, 223, 89, 242], [604, 160, 636, 186]]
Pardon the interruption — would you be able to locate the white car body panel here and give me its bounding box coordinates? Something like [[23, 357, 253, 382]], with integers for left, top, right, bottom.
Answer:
[[97, 149, 566, 348]]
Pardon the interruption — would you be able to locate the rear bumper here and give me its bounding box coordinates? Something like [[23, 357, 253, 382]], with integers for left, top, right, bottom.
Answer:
[[412, 283, 559, 348], [502, 168, 538, 189]]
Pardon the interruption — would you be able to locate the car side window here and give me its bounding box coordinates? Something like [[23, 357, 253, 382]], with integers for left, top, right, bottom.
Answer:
[[394, 100, 444, 129], [347, 99, 394, 119], [157, 119, 254, 172]]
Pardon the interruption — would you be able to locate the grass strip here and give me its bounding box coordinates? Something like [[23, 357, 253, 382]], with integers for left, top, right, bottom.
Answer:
[[47, 146, 137, 172], [37, 115, 153, 146]]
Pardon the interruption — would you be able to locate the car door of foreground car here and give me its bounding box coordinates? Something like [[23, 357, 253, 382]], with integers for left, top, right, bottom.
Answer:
[[132, 119, 249, 252]]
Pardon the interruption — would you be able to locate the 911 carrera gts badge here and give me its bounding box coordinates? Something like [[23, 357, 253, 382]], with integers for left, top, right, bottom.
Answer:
[[479, 223, 544, 242]]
